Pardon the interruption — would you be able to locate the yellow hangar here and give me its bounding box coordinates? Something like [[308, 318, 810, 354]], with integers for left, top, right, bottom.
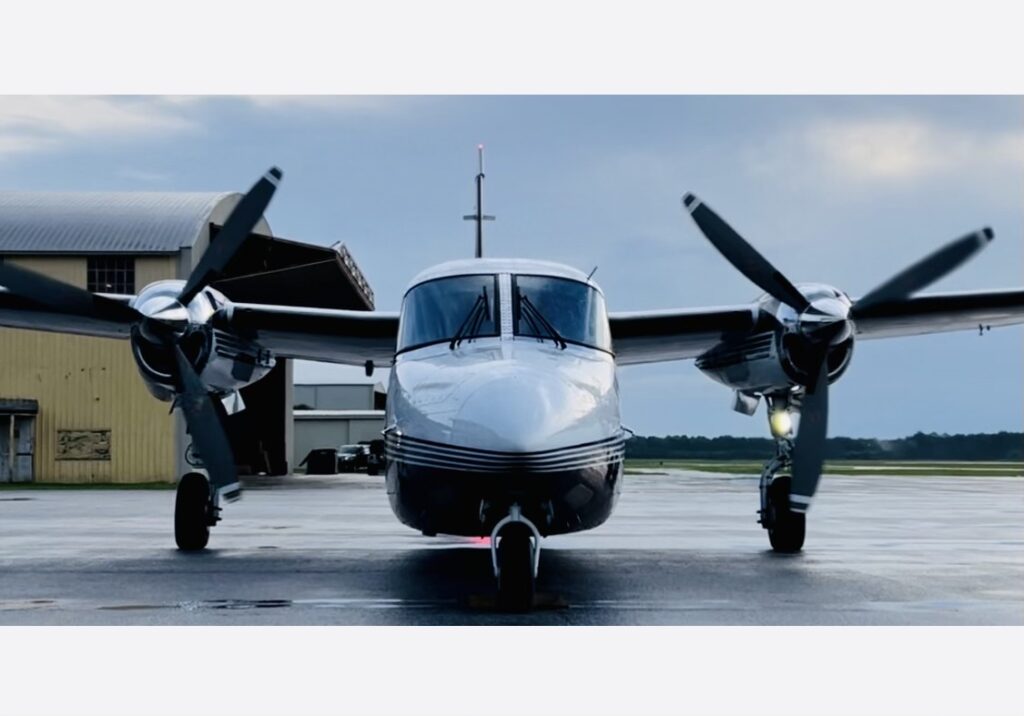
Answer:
[[0, 191, 373, 484]]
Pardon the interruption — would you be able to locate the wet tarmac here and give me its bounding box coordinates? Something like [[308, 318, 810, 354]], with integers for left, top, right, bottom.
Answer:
[[1, 471, 1021, 624]]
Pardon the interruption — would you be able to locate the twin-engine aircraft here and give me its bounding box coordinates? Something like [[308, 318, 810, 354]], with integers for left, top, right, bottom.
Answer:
[[2, 165, 1022, 610]]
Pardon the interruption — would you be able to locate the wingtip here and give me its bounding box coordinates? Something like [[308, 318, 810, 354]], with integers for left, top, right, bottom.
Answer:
[[682, 192, 697, 208], [982, 227, 994, 241], [268, 166, 283, 182]]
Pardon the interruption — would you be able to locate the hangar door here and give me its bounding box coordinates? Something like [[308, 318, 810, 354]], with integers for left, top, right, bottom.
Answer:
[[0, 400, 37, 483]]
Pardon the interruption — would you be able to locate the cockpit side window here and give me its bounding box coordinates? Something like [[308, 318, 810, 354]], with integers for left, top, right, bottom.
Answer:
[[398, 274, 500, 352], [512, 274, 611, 351]]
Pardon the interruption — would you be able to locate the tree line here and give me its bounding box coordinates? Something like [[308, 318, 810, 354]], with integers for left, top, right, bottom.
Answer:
[[625, 432, 1024, 461]]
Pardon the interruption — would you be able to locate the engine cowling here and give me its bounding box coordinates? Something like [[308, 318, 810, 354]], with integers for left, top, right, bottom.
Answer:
[[696, 284, 856, 395], [129, 280, 275, 402], [695, 328, 854, 395]]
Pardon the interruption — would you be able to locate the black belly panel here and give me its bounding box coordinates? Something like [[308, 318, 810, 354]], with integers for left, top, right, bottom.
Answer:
[[386, 460, 623, 537]]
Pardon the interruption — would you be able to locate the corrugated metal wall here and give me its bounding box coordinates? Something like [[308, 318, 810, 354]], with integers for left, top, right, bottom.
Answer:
[[294, 419, 351, 463], [0, 256, 177, 483], [294, 384, 376, 410], [293, 417, 386, 466]]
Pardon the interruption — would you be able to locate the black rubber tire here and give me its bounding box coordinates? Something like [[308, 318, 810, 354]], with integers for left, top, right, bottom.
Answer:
[[175, 472, 211, 551], [496, 524, 535, 612], [767, 476, 806, 553]]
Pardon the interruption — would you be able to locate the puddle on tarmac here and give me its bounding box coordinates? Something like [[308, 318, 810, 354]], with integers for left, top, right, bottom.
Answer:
[[0, 598, 55, 610]]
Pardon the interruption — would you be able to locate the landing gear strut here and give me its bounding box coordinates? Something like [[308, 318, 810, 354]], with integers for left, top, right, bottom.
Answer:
[[758, 394, 806, 553], [175, 472, 219, 551], [490, 504, 541, 611]]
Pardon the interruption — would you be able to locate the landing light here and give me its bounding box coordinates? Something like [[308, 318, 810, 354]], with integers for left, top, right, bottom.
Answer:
[[769, 410, 793, 438]]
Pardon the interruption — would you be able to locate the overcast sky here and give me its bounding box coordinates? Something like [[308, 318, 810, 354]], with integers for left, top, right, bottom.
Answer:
[[0, 96, 1020, 438]]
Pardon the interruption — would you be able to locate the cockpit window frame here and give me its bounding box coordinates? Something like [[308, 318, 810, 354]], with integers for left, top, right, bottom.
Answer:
[[511, 273, 613, 355], [397, 273, 501, 355]]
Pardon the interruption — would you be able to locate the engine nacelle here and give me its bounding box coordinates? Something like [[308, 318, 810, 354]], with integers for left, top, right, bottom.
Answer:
[[695, 329, 854, 395], [129, 281, 275, 402]]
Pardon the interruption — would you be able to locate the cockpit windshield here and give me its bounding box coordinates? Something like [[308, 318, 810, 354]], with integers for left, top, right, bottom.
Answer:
[[513, 274, 611, 351], [398, 274, 499, 352]]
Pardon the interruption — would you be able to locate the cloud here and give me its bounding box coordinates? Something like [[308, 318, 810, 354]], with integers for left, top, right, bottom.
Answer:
[[116, 167, 173, 183], [0, 95, 414, 160], [241, 96, 403, 113], [755, 115, 1024, 185], [0, 96, 197, 159]]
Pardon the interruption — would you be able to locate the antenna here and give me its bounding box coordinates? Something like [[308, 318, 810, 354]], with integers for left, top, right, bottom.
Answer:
[[462, 144, 495, 258]]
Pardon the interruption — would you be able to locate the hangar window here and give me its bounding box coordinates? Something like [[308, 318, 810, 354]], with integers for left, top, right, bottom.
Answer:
[[87, 256, 135, 294]]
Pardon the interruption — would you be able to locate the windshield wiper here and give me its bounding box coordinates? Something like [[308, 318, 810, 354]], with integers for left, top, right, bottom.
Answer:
[[449, 286, 491, 350], [518, 293, 567, 349]]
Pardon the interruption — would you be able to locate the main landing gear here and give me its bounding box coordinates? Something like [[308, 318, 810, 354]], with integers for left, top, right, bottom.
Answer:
[[758, 452, 806, 553], [758, 394, 806, 553], [174, 472, 220, 551], [490, 504, 542, 611]]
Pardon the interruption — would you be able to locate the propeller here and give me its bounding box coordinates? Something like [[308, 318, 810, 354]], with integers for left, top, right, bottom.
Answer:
[[0, 261, 144, 326], [178, 167, 282, 305], [788, 355, 828, 513], [173, 346, 240, 500], [0, 167, 282, 501], [683, 193, 810, 313], [852, 227, 994, 312], [683, 193, 993, 510]]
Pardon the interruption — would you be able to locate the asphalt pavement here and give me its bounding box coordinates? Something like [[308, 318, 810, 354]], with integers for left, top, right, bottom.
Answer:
[[1, 470, 1021, 624]]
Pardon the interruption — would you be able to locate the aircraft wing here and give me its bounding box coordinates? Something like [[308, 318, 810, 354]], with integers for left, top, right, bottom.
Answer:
[[610, 288, 1024, 365], [216, 303, 399, 366], [851, 288, 1024, 339], [0, 283, 400, 365], [609, 305, 759, 365]]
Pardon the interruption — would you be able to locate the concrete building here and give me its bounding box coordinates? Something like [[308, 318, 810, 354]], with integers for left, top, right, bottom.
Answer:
[[293, 382, 386, 467], [0, 191, 374, 483]]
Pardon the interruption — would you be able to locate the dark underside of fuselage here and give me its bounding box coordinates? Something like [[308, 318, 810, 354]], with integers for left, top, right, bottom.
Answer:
[[386, 460, 624, 537]]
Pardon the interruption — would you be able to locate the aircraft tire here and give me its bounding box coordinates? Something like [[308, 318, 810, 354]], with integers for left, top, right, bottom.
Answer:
[[497, 524, 535, 611], [175, 472, 211, 551], [767, 475, 805, 553]]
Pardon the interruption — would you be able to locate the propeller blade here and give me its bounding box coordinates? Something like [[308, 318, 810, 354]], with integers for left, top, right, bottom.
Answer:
[[0, 261, 142, 325], [683, 193, 811, 313], [854, 227, 993, 312], [177, 167, 283, 306], [172, 346, 241, 502], [789, 355, 829, 513]]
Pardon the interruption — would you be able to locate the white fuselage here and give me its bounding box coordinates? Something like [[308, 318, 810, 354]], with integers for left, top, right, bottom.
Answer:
[[383, 258, 626, 537]]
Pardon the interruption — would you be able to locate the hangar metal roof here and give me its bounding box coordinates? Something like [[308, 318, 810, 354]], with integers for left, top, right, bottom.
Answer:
[[0, 191, 240, 254]]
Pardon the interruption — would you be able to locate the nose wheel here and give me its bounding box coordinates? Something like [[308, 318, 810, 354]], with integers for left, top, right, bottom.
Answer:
[[490, 504, 541, 611], [174, 471, 218, 551]]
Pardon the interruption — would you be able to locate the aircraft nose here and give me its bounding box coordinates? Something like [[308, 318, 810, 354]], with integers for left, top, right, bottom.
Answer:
[[451, 369, 611, 452]]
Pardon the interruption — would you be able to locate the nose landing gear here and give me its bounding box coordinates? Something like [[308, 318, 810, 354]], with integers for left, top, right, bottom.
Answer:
[[759, 458, 806, 553], [490, 504, 542, 611]]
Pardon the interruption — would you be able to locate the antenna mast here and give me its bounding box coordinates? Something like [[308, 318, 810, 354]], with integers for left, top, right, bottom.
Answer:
[[462, 144, 495, 258]]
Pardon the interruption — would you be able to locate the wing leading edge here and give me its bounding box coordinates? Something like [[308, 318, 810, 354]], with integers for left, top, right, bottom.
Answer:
[[609, 305, 759, 365], [851, 288, 1024, 340], [216, 303, 399, 366]]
